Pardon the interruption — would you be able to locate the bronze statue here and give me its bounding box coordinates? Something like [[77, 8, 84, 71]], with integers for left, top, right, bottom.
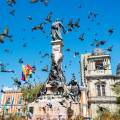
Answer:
[[51, 20, 66, 41]]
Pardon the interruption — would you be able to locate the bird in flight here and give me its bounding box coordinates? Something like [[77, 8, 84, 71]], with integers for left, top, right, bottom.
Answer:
[[7, 0, 16, 7], [0, 27, 12, 44], [30, 0, 39, 4], [32, 23, 44, 31], [107, 46, 113, 52], [45, 12, 52, 23]]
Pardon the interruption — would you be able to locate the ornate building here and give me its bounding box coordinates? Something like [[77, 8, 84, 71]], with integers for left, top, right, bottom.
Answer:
[[0, 87, 23, 115], [80, 48, 120, 119]]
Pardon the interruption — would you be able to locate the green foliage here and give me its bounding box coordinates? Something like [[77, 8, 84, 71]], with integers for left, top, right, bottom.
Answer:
[[21, 82, 44, 103], [94, 107, 120, 120], [12, 77, 44, 103], [96, 106, 110, 120], [112, 82, 120, 117], [11, 77, 44, 118], [112, 82, 120, 96]]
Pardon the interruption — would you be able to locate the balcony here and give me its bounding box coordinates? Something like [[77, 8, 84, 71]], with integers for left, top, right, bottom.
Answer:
[[88, 96, 116, 103]]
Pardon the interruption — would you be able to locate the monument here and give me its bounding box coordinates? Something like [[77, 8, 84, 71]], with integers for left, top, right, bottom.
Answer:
[[46, 20, 66, 95], [28, 21, 81, 120]]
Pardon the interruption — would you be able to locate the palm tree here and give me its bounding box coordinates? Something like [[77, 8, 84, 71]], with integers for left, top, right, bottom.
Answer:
[[12, 77, 21, 88]]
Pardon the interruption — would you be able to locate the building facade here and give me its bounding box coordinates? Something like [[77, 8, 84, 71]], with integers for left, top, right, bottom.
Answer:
[[80, 48, 120, 119], [0, 87, 23, 115]]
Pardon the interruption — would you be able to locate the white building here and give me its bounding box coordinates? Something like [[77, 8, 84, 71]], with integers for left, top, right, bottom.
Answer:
[[80, 48, 120, 119]]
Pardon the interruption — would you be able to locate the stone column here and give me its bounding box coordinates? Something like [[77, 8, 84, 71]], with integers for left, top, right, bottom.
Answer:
[[81, 88, 88, 117], [51, 39, 63, 65]]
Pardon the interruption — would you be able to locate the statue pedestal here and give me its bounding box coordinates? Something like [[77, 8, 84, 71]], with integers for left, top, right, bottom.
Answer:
[[51, 39, 63, 64], [45, 84, 53, 95], [47, 39, 66, 94], [51, 39, 63, 46]]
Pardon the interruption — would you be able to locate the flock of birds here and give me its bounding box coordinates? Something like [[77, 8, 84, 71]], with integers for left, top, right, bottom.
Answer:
[[0, 0, 115, 80], [6, 0, 49, 7]]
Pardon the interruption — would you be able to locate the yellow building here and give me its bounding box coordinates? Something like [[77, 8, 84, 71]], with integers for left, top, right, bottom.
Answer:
[[0, 87, 23, 115]]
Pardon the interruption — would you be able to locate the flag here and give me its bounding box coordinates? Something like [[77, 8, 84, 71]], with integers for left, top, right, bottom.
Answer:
[[22, 64, 26, 74], [21, 64, 29, 81], [21, 72, 25, 81], [21, 64, 33, 81], [26, 64, 33, 71], [26, 64, 33, 78], [21, 65, 26, 81], [22, 64, 28, 80], [29, 71, 32, 78]]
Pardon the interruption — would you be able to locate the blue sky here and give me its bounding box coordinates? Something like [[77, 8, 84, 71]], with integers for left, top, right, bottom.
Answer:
[[0, 0, 120, 90]]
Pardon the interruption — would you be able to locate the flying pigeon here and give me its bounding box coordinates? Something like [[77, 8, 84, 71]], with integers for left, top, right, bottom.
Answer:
[[42, 65, 48, 72], [7, 0, 16, 7], [32, 23, 44, 31], [78, 33, 85, 41], [74, 18, 80, 28], [19, 58, 24, 64], [107, 46, 113, 52], [0, 27, 12, 44], [45, 12, 52, 23]]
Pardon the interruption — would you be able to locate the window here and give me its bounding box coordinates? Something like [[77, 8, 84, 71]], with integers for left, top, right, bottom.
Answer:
[[18, 109, 20, 113], [102, 85, 105, 96], [18, 96, 22, 105], [29, 107, 34, 114], [95, 60, 104, 70], [6, 97, 10, 105], [97, 85, 101, 96], [17, 109, 21, 116], [96, 83, 106, 96], [5, 109, 8, 114]]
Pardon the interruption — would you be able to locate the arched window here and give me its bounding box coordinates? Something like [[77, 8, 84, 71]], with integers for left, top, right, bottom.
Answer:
[[96, 84, 101, 96], [96, 82, 106, 96], [102, 84, 105, 96]]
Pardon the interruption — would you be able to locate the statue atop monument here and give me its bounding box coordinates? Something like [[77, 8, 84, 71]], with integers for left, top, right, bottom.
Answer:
[[46, 20, 66, 95], [51, 20, 66, 41]]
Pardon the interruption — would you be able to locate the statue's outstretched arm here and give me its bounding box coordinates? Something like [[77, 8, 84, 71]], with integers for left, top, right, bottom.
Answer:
[[60, 23, 66, 34]]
